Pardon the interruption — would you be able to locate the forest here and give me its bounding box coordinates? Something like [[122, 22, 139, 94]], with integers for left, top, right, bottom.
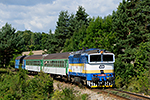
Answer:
[[0, 0, 150, 98]]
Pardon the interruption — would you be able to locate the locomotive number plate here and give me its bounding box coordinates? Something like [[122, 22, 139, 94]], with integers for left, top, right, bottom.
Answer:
[[99, 65, 105, 69]]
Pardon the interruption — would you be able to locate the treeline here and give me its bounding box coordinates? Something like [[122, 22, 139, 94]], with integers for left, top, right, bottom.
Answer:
[[0, 0, 150, 94]]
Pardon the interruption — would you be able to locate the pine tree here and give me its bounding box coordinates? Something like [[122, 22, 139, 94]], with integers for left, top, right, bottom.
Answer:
[[112, 0, 150, 85], [54, 11, 70, 52], [63, 6, 90, 52], [0, 23, 24, 67], [45, 30, 58, 53]]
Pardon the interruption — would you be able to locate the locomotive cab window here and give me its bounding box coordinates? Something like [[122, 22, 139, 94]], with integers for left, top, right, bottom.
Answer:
[[90, 55, 101, 62], [103, 55, 113, 61]]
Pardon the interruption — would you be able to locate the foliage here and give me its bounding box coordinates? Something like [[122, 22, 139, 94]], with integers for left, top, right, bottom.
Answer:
[[0, 70, 53, 99], [63, 25, 87, 51], [63, 6, 91, 52], [79, 15, 116, 51], [0, 23, 24, 67], [28, 50, 34, 55], [52, 87, 88, 100], [112, 0, 150, 90]]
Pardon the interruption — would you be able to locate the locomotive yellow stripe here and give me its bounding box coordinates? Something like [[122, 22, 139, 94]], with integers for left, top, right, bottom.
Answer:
[[82, 70, 113, 73], [91, 85, 113, 88], [68, 69, 113, 73], [69, 64, 84, 66]]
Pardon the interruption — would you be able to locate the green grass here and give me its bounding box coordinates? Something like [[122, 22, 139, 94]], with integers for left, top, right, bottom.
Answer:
[[0, 68, 8, 73]]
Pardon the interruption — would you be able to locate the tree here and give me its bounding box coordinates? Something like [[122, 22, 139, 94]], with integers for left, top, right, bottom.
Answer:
[[41, 32, 49, 50], [78, 15, 115, 51], [112, 0, 150, 86], [63, 6, 90, 52], [64, 25, 87, 51], [53, 11, 70, 53], [44, 30, 58, 53], [0, 23, 24, 67]]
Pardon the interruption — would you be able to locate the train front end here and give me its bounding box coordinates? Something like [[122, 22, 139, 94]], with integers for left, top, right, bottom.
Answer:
[[86, 50, 115, 88]]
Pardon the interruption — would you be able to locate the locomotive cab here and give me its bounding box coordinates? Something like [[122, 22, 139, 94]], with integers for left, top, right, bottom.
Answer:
[[86, 50, 115, 87]]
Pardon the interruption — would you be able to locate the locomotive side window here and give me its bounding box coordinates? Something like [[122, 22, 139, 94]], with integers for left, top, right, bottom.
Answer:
[[90, 55, 101, 62], [103, 55, 113, 61]]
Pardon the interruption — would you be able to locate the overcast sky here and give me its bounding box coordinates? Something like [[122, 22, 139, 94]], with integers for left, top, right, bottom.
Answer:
[[0, 0, 122, 33]]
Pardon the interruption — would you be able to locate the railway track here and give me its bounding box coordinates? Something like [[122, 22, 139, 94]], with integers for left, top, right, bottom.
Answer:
[[108, 88, 150, 100], [27, 73, 150, 100], [93, 88, 150, 100]]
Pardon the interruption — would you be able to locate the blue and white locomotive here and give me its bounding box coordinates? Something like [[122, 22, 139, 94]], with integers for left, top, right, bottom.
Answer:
[[15, 48, 115, 88], [68, 48, 115, 88]]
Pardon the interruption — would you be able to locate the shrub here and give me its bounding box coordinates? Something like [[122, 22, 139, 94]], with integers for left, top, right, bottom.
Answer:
[[0, 70, 53, 99], [51, 87, 88, 100]]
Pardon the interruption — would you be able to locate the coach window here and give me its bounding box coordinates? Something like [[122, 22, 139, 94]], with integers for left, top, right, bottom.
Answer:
[[56, 61, 58, 67], [27, 61, 29, 65], [57, 61, 59, 67], [46, 61, 48, 66], [51, 61, 53, 67], [53, 61, 56, 67], [37, 61, 40, 66], [29, 61, 31, 65], [35, 61, 37, 65], [47, 61, 49, 66], [56, 61, 57, 67], [59, 61, 60, 67], [54, 61, 56, 67], [62, 61, 64, 67], [49, 61, 51, 66], [44, 61, 46, 66], [33, 61, 36, 65]]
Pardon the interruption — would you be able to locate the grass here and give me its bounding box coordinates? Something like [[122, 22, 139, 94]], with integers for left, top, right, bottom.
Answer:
[[0, 68, 8, 73]]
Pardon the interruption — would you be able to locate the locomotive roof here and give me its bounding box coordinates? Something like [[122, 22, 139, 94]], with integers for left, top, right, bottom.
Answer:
[[44, 52, 70, 59], [69, 48, 111, 56], [24, 55, 43, 60]]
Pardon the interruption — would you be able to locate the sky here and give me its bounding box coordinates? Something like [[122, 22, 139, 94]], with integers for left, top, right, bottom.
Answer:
[[0, 0, 122, 33]]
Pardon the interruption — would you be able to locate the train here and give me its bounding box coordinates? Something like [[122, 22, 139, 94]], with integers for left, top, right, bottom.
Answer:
[[15, 48, 115, 88]]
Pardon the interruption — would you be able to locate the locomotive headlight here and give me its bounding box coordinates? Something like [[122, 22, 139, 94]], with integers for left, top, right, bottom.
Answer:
[[100, 51, 103, 54]]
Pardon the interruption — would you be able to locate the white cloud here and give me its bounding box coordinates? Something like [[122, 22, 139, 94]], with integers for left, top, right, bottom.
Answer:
[[0, 0, 122, 33]]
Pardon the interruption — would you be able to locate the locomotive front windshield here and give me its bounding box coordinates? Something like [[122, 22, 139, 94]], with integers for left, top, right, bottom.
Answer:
[[90, 54, 114, 62]]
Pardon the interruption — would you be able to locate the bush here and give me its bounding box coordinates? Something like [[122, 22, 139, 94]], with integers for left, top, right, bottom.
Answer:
[[0, 70, 53, 99], [51, 87, 88, 100]]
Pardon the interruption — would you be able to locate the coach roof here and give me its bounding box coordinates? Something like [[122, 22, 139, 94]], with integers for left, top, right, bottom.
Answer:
[[44, 52, 70, 59], [24, 55, 43, 60]]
